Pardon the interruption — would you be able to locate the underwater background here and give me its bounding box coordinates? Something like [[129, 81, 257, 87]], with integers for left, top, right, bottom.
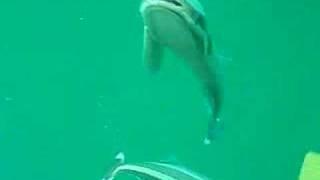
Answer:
[[0, 0, 319, 179]]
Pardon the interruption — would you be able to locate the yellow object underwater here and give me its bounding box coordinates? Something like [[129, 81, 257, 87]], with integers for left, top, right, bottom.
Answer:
[[299, 151, 320, 180]]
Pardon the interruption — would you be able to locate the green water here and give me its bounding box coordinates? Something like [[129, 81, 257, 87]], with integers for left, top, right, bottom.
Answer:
[[0, 0, 319, 179]]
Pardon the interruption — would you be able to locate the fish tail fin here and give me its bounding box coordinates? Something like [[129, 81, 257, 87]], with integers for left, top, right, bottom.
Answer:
[[203, 117, 224, 145]]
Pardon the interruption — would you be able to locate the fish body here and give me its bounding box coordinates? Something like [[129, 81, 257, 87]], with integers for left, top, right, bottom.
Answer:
[[103, 152, 211, 180], [140, 0, 223, 143]]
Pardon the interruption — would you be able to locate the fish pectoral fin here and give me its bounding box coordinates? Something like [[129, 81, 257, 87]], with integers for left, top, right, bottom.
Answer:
[[143, 26, 164, 74]]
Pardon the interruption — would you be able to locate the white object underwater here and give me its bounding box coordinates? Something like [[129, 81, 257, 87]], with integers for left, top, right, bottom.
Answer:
[[102, 152, 212, 180]]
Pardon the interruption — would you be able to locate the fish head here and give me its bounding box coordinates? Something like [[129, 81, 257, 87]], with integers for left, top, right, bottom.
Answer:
[[140, 0, 211, 58]]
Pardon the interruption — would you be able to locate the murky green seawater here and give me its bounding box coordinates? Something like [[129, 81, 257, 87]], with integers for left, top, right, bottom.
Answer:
[[0, 0, 319, 180]]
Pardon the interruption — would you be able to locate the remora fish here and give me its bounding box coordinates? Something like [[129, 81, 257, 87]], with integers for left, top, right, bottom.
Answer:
[[102, 152, 212, 180], [140, 0, 223, 144]]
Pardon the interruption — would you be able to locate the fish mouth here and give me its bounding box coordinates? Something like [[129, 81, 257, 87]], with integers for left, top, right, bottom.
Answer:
[[161, 0, 183, 7], [140, 0, 185, 14], [141, 0, 188, 23]]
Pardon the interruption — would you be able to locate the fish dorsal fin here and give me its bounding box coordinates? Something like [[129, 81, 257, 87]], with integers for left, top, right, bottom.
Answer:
[[102, 152, 126, 180], [115, 152, 125, 164]]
